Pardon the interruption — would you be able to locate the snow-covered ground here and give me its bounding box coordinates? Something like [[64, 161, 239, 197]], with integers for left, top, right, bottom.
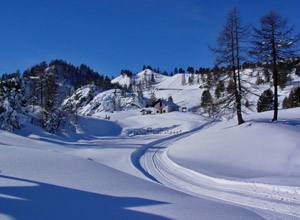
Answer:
[[1, 108, 300, 219]]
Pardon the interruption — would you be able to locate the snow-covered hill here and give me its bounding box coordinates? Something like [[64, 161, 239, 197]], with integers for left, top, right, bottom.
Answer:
[[112, 69, 169, 87], [69, 68, 300, 117]]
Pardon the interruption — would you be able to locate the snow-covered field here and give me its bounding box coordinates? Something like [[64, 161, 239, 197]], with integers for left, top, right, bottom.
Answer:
[[1, 108, 300, 219]]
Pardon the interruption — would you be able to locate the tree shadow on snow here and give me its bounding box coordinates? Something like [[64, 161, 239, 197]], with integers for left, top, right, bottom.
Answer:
[[245, 118, 300, 127], [0, 175, 170, 220]]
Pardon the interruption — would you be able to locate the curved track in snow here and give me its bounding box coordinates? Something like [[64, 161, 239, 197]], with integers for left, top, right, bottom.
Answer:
[[131, 123, 300, 219]]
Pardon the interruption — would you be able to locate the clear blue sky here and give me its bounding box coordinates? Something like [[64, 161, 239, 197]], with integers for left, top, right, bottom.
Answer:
[[0, 0, 299, 77]]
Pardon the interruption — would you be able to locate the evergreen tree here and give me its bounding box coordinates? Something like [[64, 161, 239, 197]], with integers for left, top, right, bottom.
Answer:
[[187, 66, 194, 74], [215, 81, 225, 99], [147, 93, 157, 107], [201, 90, 216, 117], [282, 87, 300, 109], [257, 89, 274, 112], [168, 96, 174, 103], [151, 74, 155, 84], [174, 68, 178, 74]]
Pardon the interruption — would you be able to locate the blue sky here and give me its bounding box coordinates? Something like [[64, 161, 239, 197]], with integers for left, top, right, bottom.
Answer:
[[0, 0, 299, 77]]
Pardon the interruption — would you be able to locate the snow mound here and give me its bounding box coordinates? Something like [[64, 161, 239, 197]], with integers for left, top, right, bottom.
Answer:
[[168, 107, 300, 186], [76, 116, 122, 137]]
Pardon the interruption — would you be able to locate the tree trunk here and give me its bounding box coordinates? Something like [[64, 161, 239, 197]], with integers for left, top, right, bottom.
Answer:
[[231, 23, 244, 125], [271, 23, 278, 122], [233, 67, 245, 125], [234, 16, 244, 125], [272, 64, 278, 121]]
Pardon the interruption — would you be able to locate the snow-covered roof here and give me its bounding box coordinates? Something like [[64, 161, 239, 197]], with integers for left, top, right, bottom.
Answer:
[[140, 109, 152, 112]]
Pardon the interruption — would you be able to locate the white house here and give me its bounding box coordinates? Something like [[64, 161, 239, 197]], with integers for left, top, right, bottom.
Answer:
[[153, 99, 180, 114]]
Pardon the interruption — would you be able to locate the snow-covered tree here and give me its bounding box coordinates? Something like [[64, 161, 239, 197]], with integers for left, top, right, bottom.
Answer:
[[0, 77, 27, 132]]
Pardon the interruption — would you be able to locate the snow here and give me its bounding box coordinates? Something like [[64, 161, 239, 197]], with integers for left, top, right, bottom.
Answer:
[[111, 69, 169, 88], [0, 112, 266, 220], [1, 107, 300, 219], [111, 74, 131, 86], [1, 69, 300, 219], [168, 108, 300, 185]]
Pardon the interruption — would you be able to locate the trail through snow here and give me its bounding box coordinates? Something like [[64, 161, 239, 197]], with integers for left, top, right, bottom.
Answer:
[[132, 122, 300, 219]]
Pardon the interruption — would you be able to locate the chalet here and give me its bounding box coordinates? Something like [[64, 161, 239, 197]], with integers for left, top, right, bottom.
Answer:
[[153, 99, 180, 114]]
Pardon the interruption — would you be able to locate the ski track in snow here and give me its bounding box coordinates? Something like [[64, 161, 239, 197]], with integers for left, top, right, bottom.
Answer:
[[131, 122, 300, 219]]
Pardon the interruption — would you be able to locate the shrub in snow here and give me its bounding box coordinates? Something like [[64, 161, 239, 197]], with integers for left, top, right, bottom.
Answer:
[[257, 89, 274, 112]]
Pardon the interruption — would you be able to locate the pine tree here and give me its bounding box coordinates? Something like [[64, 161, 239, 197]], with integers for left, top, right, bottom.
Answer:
[[257, 89, 274, 112], [289, 87, 300, 107], [251, 10, 300, 121], [201, 90, 216, 117], [147, 93, 157, 107], [174, 68, 178, 74], [215, 81, 225, 99], [282, 87, 300, 109], [187, 66, 194, 74], [168, 96, 174, 103]]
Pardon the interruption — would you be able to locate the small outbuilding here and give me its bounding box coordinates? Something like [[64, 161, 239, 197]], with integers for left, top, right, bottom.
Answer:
[[140, 109, 152, 115], [153, 99, 180, 114]]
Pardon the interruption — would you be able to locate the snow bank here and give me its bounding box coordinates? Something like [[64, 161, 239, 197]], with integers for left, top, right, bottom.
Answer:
[[168, 108, 300, 186]]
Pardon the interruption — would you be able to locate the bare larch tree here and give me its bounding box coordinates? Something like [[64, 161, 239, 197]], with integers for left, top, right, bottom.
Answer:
[[251, 10, 300, 121], [210, 7, 249, 125]]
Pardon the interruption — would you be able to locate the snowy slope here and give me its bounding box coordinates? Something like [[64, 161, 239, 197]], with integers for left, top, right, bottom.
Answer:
[[128, 108, 300, 219], [1, 106, 300, 219], [168, 107, 300, 185], [0, 115, 265, 220]]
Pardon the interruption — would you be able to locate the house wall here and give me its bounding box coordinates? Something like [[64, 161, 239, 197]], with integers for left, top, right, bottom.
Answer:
[[154, 101, 179, 114], [162, 106, 168, 113], [154, 102, 165, 114]]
